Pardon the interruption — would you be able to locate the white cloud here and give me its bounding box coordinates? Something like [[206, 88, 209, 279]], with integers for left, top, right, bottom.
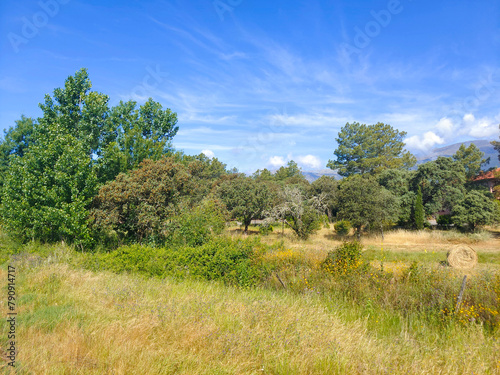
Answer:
[[296, 154, 322, 169], [268, 113, 349, 128], [435, 117, 454, 136], [201, 149, 215, 158], [463, 113, 475, 123], [405, 131, 445, 151], [269, 156, 286, 167], [466, 119, 498, 138], [460, 113, 498, 138]]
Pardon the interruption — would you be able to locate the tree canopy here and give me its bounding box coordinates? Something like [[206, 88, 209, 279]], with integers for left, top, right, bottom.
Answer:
[[336, 175, 399, 237], [451, 190, 498, 231], [1, 69, 179, 245], [264, 186, 324, 239], [216, 175, 273, 233], [411, 157, 466, 216], [452, 143, 489, 179], [327, 122, 416, 177]]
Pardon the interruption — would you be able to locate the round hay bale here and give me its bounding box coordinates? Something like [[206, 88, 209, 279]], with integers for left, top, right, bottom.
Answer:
[[447, 245, 478, 269]]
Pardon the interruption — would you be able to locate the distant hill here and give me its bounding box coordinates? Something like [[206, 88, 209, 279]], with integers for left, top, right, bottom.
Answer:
[[301, 139, 499, 182], [416, 140, 499, 168], [301, 169, 341, 182]]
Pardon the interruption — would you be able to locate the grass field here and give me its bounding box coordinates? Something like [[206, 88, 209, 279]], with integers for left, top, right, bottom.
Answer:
[[1, 225, 499, 374]]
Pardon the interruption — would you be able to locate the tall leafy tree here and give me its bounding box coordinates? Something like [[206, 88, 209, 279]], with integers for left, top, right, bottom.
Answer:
[[2, 128, 98, 245], [451, 190, 498, 231], [1, 69, 180, 245], [336, 175, 399, 238], [0, 116, 35, 199], [411, 157, 466, 216], [216, 175, 272, 234], [327, 122, 416, 177], [452, 143, 489, 179], [96, 98, 178, 182]]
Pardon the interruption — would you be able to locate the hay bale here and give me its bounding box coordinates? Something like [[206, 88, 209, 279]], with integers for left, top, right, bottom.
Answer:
[[447, 245, 478, 269]]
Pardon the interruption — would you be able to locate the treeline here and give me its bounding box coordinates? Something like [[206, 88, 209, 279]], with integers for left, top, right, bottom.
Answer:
[[0, 69, 499, 249]]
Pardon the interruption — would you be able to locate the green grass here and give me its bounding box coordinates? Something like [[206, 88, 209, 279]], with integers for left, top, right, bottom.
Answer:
[[1, 231, 499, 374], [363, 247, 448, 264]]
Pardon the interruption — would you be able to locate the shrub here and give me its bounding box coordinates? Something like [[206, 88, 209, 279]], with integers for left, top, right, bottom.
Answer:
[[83, 237, 269, 287], [259, 223, 273, 235], [437, 214, 453, 226], [165, 199, 228, 247], [322, 241, 364, 276], [334, 220, 351, 236]]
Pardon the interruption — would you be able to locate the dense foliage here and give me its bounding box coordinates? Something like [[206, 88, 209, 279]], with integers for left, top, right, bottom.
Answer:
[[0, 69, 179, 246], [0, 69, 498, 248], [83, 237, 269, 287], [216, 175, 272, 233], [327, 122, 416, 177]]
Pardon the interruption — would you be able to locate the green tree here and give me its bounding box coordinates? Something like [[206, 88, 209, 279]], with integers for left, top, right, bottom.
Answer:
[[264, 186, 324, 239], [452, 143, 490, 179], [0, 115, 34, 162], [1, 128, 98, 245], [327, 122, 416, 177], [216, 175, 272, 234], [336, 175, 399, 239], [309, 175, 338, 221], [411, 157, 466, 216], [90, 158, 193, 243], [1, 69, 180, 246], [173, 152, 230, 205], [414, 186, 424, 230], [377, 168, 415, 226], [451, 190, 498, 231], [0, 116, 35, 199], [273, 160, 309, 187], [252, 168, 274, 182], [95, 98, 178, 183]]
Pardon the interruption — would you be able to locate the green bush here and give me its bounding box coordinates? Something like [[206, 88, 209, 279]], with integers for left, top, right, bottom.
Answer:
[[437, 214, 453, 226], [322, 241, 364, 275], [259, 223, 273, 235], [83, 237, 269, 287], [166, 199, 227, 247], [334, 220, 351, 236]]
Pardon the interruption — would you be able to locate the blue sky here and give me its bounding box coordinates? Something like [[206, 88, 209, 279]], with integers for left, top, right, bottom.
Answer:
[[1, 0, 499, 173]]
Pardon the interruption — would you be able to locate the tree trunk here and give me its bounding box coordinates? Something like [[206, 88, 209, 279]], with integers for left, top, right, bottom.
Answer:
[[327, 208, 332, 222], [380, 225, 384, 242]]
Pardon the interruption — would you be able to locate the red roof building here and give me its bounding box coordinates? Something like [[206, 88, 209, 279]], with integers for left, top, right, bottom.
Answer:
[[473, 167, 500, 197]]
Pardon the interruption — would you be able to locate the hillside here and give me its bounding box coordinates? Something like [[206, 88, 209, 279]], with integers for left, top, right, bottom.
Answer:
[[416, 140, 499, 168]]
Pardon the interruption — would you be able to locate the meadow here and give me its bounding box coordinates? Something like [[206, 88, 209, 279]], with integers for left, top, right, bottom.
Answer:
[[1, 225, 499, 374]]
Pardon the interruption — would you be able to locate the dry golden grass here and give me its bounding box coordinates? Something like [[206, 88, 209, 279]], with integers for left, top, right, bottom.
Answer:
[[2, 261, 499, 374], [230, 223, 500, 261]]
